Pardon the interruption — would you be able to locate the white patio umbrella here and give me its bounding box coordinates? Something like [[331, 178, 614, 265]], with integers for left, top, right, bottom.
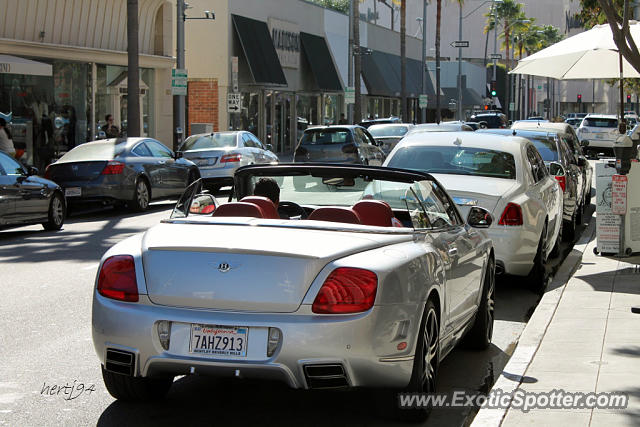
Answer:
[[510, 22, 640, 79]]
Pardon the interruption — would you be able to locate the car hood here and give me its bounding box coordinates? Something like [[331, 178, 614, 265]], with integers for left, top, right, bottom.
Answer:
[[140, 222, 411, 313], [431, 174, 519, 216]]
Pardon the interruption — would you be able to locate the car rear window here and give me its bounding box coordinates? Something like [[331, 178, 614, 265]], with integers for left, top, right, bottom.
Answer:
[[469, 115, 504, 127], [301, 129, 353, 145], [387, 146, 516, 179], [182, 133, 237, 150], [368, 126, 409, 137], [526, 136, 558, 162], [583, 118, 618, 128], [58, 140, 126, 162]]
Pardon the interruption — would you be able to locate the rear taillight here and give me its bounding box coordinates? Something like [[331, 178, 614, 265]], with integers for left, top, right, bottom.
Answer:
[[101, 161, 125, 175], [220, 153, 242, 163], [498, 203, 523, 226], [97, 255, 139, 302], [44, 165, 52, 180], [554, 175, 566, 192], [312, 268, 377, 314]]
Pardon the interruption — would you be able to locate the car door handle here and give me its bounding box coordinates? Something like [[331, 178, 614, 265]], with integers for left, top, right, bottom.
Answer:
[[448, 248, 458, 256]]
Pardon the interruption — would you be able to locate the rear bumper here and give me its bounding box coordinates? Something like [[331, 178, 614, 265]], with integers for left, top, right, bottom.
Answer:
[[59, 178, 133, 204], [198, 166, 237, 179], [92, 294, 416, 390], [487, 227, 538, 276]]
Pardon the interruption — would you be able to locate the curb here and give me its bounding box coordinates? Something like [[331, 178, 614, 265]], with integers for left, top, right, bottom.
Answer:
[[470, 212, 597, 427]]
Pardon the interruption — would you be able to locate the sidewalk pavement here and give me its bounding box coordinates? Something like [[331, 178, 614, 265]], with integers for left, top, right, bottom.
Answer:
[[472, 210, 640, 426]]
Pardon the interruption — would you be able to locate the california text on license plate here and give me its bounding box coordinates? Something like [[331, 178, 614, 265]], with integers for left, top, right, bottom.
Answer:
[[595, 134, 604, 139], [65, 187, 81, 197], [189, 324, 248, 357]]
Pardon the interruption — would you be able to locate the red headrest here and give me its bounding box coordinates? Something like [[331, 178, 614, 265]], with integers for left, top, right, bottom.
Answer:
[[308, 207, 361, 224], [241, 196, 279, 219], [352, 200, 395, 227], [211, 202, 264, 218]]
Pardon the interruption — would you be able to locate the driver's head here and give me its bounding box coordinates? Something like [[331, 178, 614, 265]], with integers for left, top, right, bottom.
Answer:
[[253, 177, 280, 205]]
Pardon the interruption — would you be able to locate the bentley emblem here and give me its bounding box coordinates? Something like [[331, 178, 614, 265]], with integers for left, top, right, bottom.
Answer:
[[217, 263, 231, 273]]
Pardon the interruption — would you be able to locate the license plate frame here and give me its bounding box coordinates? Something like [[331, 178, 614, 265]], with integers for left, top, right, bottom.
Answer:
[[64, 187, 81, 197], [595, 133, 604, 139], [189, 324, 248, 357]]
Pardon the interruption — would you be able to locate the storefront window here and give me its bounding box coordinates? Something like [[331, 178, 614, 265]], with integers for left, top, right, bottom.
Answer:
[[296, 94, 319, 142], [323, 94, 340, 125], [230, 92, 260, 136]]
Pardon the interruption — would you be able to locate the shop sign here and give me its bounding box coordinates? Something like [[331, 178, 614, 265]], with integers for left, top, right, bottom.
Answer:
[[345, 87, 355, 104], [419, 94, 428, 108], [612, 174, 628, 215], [172, 69, 188, 96], [231, 57, 239, 93], [269, 18, 300, 69]]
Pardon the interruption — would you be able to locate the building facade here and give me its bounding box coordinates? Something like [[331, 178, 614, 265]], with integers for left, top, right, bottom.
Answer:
[[0, 0, 174, 170]]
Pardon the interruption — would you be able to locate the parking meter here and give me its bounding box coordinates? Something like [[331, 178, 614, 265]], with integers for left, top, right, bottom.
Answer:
[[613, 125, 640, 175]]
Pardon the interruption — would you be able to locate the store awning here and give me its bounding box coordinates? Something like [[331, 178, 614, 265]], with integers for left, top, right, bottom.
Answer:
[[300, 32, 343, 92], [0, 54, 52, 76], [361, 50, 435, 98], [231, 14, 287, 86]]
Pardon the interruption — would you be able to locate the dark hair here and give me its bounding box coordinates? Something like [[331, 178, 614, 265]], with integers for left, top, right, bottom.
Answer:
[[253, 177, 280, 205], [105, 114, 113, 122], [0, 118, 11, 139]]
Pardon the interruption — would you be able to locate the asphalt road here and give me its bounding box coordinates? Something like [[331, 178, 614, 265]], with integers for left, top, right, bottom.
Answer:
[[0, 196, 591, 426]]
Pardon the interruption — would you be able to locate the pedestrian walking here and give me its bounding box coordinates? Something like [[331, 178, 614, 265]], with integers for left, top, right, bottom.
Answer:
[[101, 114, 120, 139], [338, 114, 348, 125], [0, 118, 16, 157]]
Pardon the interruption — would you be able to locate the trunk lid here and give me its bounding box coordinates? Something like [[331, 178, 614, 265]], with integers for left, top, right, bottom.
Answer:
[[431, 174, 519, 217], [142, 222, 409, 312], [47, 161, 109, 182]]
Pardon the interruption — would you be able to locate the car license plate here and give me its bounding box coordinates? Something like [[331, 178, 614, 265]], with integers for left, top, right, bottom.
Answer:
[[595, 134, 604, 139], [64, 187, 81, 197], [189, 324, 248, 357]]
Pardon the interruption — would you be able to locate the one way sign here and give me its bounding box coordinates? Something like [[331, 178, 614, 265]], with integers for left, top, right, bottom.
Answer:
[[228, 93, 241, 113]]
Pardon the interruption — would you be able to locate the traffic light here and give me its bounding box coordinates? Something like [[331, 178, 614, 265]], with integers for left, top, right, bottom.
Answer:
[[577, 93, 582, 103], [627, 94, 632, 103], [490, 81, 497, 97]]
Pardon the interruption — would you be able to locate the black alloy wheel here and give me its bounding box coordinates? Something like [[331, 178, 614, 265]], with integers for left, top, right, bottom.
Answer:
[[43, 192, 65, 231], [463, 257, 495, 350]]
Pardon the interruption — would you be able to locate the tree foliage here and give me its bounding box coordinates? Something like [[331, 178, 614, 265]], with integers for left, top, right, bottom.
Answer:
[[307, 0, 350, 14]]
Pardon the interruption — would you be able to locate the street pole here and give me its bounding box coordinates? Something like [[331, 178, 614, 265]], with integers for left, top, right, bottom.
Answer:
[[354, 2, 362, 124], [347, 0, 354, 124], [127, 0, 140, 137], [457, 2, 463, 121], [422, 0, 427, 123], [173, 0, 186, 150], [401, 0, 407, 122]]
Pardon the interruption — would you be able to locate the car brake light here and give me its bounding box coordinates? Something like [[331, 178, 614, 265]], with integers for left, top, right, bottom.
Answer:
[[554, 175, 566, 192], [44, 165, 51, 180], [312, 267, 377, 314], [101, 161, 125, 175], [498, 203, 523, 226], [220, 153, 242, 163], [97, 255, 139, 302]]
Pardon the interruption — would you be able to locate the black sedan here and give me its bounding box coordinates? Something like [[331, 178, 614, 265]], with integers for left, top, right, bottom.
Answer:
[[0, 151, 65, 231], [45, 138, 200, 211]]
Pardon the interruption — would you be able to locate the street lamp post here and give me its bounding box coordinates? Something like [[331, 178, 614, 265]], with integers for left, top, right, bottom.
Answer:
[[174, 0, 215, 150]]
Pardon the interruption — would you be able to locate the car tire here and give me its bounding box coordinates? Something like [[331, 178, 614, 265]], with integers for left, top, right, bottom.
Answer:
[[529, 224, 548, 292], [575, 202, 584, 228], [463, 257, 495, 350], [376, 299, 439, 422], [550, 220, 563, 258], [130, 178, 150, 212], [562, 209, 577, 242], [101, 366, 172, 402], [585, 189, 592, 207], [42, 192, 65, 231]]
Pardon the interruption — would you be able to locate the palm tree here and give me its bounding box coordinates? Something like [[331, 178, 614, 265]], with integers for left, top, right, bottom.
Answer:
[[401, 0, 407, 121], [492, 0, 522, 116], [435, 0, 442, 122]]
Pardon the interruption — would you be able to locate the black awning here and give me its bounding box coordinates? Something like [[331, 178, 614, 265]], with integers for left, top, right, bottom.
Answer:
[[361, 50, 435, 98], [231, 14, 287, 86], [300, 32, 343, 92]]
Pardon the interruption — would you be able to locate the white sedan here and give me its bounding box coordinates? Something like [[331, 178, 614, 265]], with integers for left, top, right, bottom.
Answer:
[[384, 132, 562, 287]]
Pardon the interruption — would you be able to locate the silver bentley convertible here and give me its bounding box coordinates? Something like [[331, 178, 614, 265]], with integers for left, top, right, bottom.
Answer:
[[92, 164, 495, 420]]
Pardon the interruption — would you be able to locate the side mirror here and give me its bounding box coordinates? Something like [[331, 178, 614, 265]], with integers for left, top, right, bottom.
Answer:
[[188, 193, 218, 215], [580, 139, 589, 147], [266, 143, 273, 151], [577, 156, 587, 167], [174, 151, 183, 159], [27, 166, 39, 176], [548, 161, 565, 177], [467, 206, 493, 228]]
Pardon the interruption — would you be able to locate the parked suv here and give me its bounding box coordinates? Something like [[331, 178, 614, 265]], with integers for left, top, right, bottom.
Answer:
[[576, 114, 619, 155], [467, 112, 509, 129], [293, 125, 386, 165]]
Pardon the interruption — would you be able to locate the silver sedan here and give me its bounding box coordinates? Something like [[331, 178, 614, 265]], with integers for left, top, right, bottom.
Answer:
[[179, 131, 278, 186], [92, 164, 494, 421]]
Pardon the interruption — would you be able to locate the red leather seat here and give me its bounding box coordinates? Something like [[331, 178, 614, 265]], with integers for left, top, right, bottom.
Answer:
[[211, 202, 264, 218], [352, 200, 396, 227], [240, 196, 280, 219], [308, 207, 361, 224]]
